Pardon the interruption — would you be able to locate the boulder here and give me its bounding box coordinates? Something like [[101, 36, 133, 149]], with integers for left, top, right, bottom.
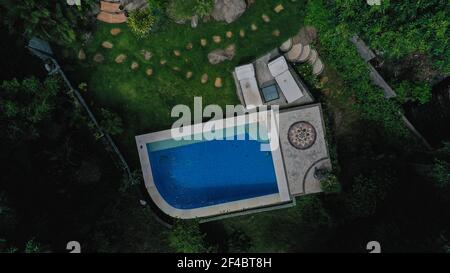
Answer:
[[207, 44, 236, 65], [212, 0, 247, 24]]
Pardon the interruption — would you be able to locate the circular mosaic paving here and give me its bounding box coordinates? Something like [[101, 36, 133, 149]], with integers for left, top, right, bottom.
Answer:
[[288, 121, 317, 150]]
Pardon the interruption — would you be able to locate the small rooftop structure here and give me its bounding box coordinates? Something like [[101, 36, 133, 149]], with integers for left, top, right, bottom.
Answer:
[[97, 1, 127, 24]]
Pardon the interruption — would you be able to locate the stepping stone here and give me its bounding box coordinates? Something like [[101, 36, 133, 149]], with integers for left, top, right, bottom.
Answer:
[[285, 43, 303, 61], [251, 23, 258, 31], [115, 54, 127, 63], [214, 77, 223, 88], [173, 50, 181, 57], [131, 61, 139, 70], [279, 38, 293, 52], [308, 49, 319, 65], [186, 43, 193, 50], [146, 68, 154, 76], [274, 4, 284, 13], [160, 59, 167, 65], [102, 41, 113, 49], [262, 14, 271, 23], [313, 58, 325, 75], [200, 38, 208, 47], [93, 53, 104, 63], [226, 31, 233, 38], [110, 28, 121, 36], [141, 50, 153, 60], [186, 71, 193, 79], [213, 35, 222, 43], [201, 74, 209, 84], [239, 29, 246, 38], [78, 49, 86, 60], [172, 66, 180, 71], [297, 44, 312, 62], [272, 29, 280, 37]]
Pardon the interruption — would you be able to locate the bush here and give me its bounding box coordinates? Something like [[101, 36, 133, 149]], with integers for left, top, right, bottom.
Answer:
[[395, 81, 432, 104], [127, 8, 157, 38], [320, 174, 341, 193], [166, 0, 214, 21]]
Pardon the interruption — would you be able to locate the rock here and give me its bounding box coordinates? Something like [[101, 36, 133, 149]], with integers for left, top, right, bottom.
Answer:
[[274, 4, 284, 13], [272, 29, 280, 37], [146, 68, 154, 76], [110, 28, 121, 36], [213, 35, 222, 43], [102, 41, 113, 49], [173, 50, 181, 57], [251, 23, 258, 31], [78, 49, 86, 60], [207, 44, 236, 65], [214, 77, 223, 88], [160, 59, 167, 65], [262, 14, 270, 23], [122, 0, 148, 11], [212, 0, 247, 24], [226, 31, 233, 38], [131, 61, 139, 70], [201, 74, 209, 84], [186, 43, 193, 50], [200, 39, 208, 47], [172, 66, 181, 71], [239, 29, 246, 37], [115, 54, 127, 63], [93, 53, 104, 63], [191, 15, 199, 28], [186, 71, 193, 79]]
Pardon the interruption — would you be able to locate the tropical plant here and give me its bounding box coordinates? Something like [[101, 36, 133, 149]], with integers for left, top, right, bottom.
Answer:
[[167, 220, 212, 253], [99, 108, 124, 136], [127, 8, 157, 38]]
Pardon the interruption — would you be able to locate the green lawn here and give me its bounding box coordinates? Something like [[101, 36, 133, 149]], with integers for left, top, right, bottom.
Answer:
[[74, 0, 307, 160]]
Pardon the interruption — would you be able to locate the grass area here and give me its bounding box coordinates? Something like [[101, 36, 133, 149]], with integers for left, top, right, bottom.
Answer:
[[73, 1, 308, 160]]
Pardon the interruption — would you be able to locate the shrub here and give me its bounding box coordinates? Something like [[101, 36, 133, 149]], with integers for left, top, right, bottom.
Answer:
[[320, 174, 341, 193], [127, 8, 157, 38], [166, 0, 214, 21]]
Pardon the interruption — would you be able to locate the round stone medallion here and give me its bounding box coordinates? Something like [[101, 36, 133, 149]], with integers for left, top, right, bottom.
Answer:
[[288, 121, 317, 150]]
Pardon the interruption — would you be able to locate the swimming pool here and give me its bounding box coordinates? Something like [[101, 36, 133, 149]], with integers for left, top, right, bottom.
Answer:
[[136, 111, 291, 219]]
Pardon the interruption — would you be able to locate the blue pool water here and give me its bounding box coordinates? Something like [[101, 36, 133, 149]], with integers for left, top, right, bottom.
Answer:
[[147, 133, 279, 209]]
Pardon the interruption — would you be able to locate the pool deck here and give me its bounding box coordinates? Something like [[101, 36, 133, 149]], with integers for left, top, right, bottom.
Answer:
[[136, 110, 292, 219]]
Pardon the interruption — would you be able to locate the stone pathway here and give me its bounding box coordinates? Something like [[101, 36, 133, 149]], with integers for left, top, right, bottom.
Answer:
[[186, 43, 193, 50], [160, 59, 167, 65], [141, 50, 152, 60], [146, 68, 153, 76], [102, 41, 113, 49], [186, 71, 193, 79], [214, 77, 223, 88], [173, 50, 181, 57], [115, 54, 127, 63], [201, 74, 208, 84], [200, 39, 207, 47], [78, 49, 86, 60], [131, 61, 139, 70], [110, 28, 121, 36], [272, 29, 280, 37], [213, 35, 222, 44], [274, 4, 284, 13], [251, 23, 258, 31], [94, 53, 105, 63], [226, 31, 233, 38], [239, 29, 246, 38], [262, 14, 270, 23]]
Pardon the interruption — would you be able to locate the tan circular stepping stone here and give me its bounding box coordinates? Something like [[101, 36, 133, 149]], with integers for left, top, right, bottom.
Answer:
[[272, 29, 280, 37], [186, 43, 193, 50], [279, 38, 293, 52], [102, 41, 113, 49], [93, 53, 104, 63], [78, 49, 86, 60], [274, 4, 284, 13], [285, 43, 303, 61], [213, 35, 222, 43], [226, 31, 233, 38], [297, 44, 312, 62], [214, 77, 223, 88], [313, 58, 325, 76], [262, 14, 271, 23], [186, 71, 193, 79], [160, 59, 167, 65], [201, 74, 209, 84], [308, 49, 319, 65], [146, 68, 154, 76], [131, 61, 139, 70], [173, 50, 181, 57], [200, 38, 208, 47], [251, 24, 258, 31], [239, 29, 246, 37], [115, 54, 127, 63], [110, 28, 121, 36]]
